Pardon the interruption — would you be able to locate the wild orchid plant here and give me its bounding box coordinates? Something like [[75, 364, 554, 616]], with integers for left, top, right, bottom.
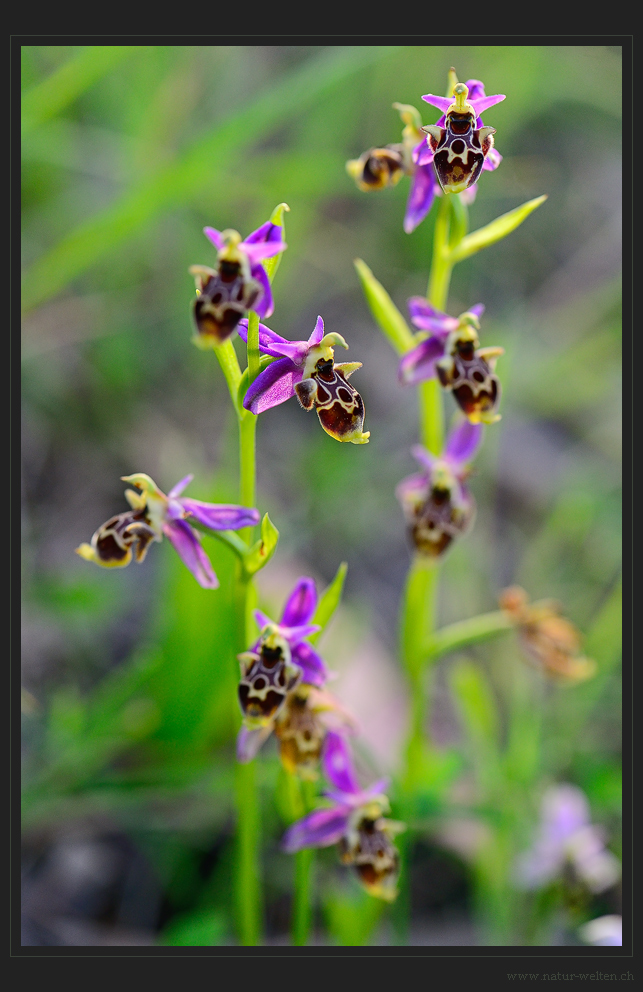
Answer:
[[76, 67, 620, 947]]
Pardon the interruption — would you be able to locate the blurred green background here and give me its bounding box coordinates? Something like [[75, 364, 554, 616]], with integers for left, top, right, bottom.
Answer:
[[21, 44, 621, 946]]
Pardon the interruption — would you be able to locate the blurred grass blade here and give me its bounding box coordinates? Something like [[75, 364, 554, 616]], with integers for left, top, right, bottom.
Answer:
[[446, 195, 548, 265], [262, 202, 290, 284], [449, 660, 500, 755], [21, 46, 144, 134], [22, 46, 401, 314], [354, 258, 416, 355], [309, 561, 347, 645]]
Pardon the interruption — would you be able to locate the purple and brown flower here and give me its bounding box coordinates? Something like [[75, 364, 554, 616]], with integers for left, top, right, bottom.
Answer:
[[76, 473, 259, 589], [239, 315, 370, 444], [399, 298, 503, 425], [189, 220, 286, 346], [396, 419, 482, 559], [281, 732, 404, 900]]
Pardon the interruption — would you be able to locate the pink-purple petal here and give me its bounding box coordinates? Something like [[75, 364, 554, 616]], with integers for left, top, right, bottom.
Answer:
[[468, 303, 486, 319], [281, 577, 318, 627], [238, 319, 299, 359], [237, 724, 274, 762], [407, 297, 457, 333], [482, 148, 503, 172], [421, 93, 452, 114], [404, 164, 438, 234], [398, 335, 446, 385], [322, 731, 360, 795], [167, 474, 194, 499], [444, 421, 483, 469], [163, 519, 218, 589], [250, 264, 274, 320], [307, 315, 325, 347], [241, 240, 287, 264], [465, 79, 486, 102], [410, 445, 436, 473], [242, 358, 303, 414], [254, 609, 273, 632], [470, 93, 506, 115], [291, 641, 328, 687], [281, 806, 351, 853], [203, 227, 224, 250], [281, 622, 321, 644], [243, 220, 283, 245], [179, 498, 260, 532]]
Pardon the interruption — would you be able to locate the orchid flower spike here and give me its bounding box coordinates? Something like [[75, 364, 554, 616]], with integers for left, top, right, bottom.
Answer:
[[419, 69, 505, 194], [399, 299, 503, 425], [281, 732, 405, 901], [76, 473, 259, 589], [396, 418, 483, 559], [240, 316, 370, 444], [189, 220, 286, 346]]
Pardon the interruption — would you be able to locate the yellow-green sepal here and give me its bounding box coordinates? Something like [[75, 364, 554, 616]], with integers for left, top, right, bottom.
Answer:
[[262, 202, 290, 284], [243, 512, 279, 575], [309, 562, 347, 645], [354, 258, 416, 356], [446, 195, 548, 265]]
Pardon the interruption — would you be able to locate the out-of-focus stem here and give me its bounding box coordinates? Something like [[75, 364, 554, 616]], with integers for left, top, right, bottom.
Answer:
[[424, 610, 514, 663], [288, 776, 316, 946]]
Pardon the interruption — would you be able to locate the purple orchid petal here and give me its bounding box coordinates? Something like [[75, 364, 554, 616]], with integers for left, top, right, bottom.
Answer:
[[414, 141, 435, 168], [243, 220, 283, 246], [408, 297, 458, 333], [163, 519, 218, 589], [322, 731, 360, 795], [238, 319, 305, 361], [470, 93, 506, 116], [395, 471, 429, 507], [281, 622, 321, 644], [410, 445, 436, 473], [166, 499, 184, 521], [404, 163, 438, 234], [254, 609, 273, 632], [307, 315, 325, 347], [482, 147, 503, 172], [281, 805, 351, 853], [324, 777, 391, 808], [237, 724, 274, 762], [203, 226, 224, 250], [281, 577, 318, 626], [250, 263, 274, 320], [421, 93, 452, 114], [398, 335, 447, 385], [167, 474, 194, 499], [444, 421, 483, 469], [243, 357, 303, 415], [468, 303, 485, 319], [291, 641, 328, 687], [465, 79, 486, 102], [179, 498, 260, 532], [241, 240, 287, 264]]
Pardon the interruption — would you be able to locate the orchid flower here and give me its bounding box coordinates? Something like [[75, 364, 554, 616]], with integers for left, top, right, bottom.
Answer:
[[399, 299, 504, 425], [281, 732, 404, 901], [396, 418, 482, 559], [515, 784, 621, 894], [189, 220, 286, 345], [76, 473, 259, 589], [419, 71, 505, 194], [239, 316, 370, 444]]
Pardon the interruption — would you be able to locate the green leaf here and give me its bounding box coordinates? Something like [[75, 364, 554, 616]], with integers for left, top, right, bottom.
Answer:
[[309, 562, 347, 645], [353, 258, 415, 356], [236, 355, 276, 413], [244, 513, 279, 575], [424, 610, 514, 662], [323, 885, 385, 946], [262, 202, 290, 284], [449, 660, 500, 752], [21, 46, 144, 134], [446, 195, 548, 265]]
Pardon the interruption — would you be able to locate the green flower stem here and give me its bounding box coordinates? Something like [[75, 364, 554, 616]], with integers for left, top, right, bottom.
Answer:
[[287, 775, 316, 946], [239, 412, 257, 546], [234, 757, 262, 946], [214, 338, 243, 416], [246, 310, 261, 386]]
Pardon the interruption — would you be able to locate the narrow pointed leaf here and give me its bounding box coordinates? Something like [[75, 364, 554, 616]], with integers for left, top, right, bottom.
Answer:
[[244, 513, 279, 575], [446, 195, 548, 264], [309, 562, 347, 645], [262, 202, 290, 284], [354, 258, 415, 356]]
